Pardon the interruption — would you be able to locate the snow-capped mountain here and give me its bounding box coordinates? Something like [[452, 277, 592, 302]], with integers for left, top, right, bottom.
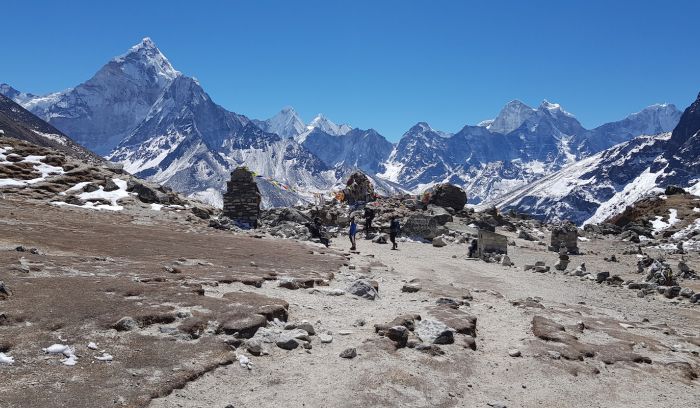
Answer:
[[494, 92, 700, 225], [2, 38, 343, 208], [1, 38, 178, 155], [252, 107, 306, 139], [306, 114, 352, 136], [301, 127, 394, 174], [381, 100, 681, 203], [107, 72, 335, 207], [0, 37, 687, 214]]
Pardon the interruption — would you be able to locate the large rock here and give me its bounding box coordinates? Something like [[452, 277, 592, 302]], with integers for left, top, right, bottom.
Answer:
[[403, 213, 440, 240], [427, 183, 467, 211], [426, 205, 453, 225], [127, 179, 171, 204], [346, 279, 378, 300], [217, 313, 268, 338], [343, 172, 375, 204], [415, 319, 454, 344]]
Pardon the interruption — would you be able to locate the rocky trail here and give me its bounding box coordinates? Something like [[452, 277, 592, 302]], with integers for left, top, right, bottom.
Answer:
[[149, 232, 699, 408]]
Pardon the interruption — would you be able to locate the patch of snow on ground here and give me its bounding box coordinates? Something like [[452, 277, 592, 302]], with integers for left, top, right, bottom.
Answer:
[[61, 182, 91, 195], [151, 203, 164, 211], [0, 352, 14, 365], [95, 353, 113, 362], [0, 153, 64, 187], [585, 167, 664, 225], [33, 130, 68, 145], [578, 236, 590, 242], [651, 209, 679, 233], [688, 180, 700, 196], [52, 179, 129, 211]]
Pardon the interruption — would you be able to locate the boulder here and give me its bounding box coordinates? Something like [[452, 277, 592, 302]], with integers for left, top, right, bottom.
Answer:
[[347, 279, 378, 300], [665, 185, 687, 195], [403, 213, 440, 240], [426, 204, 453, 225], [415, 319, 454, 344], [191, 206, 211, 220], [217, 314, 268, 338], [427, 183, 467, 211], [103, 178, 120, 192]]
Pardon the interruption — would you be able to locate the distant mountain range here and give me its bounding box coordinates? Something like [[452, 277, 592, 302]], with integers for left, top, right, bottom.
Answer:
[[1, 37, 690, 219], [494, 92, 700, 225]]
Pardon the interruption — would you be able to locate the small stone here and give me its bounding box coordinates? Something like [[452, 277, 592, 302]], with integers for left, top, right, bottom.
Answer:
[[276, 335, 300, 350], [401, 283, 421, 293], [595, 271, 610, 283], [508, 349, 521, 357], [319, 333, 333, 343], [245, 338, 265, 356], [295, 321, 316, 335], [547, 350, 561, 360], [488, 401, 507, 408], [432, 236, 448, 247], [113, 316, 138, 331], [339, 348, 357, 359]]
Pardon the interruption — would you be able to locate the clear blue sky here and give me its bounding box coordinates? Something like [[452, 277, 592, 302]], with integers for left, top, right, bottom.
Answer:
[[2, 1, 699, 141]]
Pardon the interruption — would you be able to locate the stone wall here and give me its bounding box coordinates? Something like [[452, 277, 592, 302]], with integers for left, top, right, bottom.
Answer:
[[478, 229, 508, 257], [223, 167, 261, 228]]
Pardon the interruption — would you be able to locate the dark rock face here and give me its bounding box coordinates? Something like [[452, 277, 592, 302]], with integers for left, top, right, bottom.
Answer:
[[223, 167, 261, 228], [428, 183, 467, 211]]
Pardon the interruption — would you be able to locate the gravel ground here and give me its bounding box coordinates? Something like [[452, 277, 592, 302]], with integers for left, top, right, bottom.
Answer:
[[150, 230, 700, 408]]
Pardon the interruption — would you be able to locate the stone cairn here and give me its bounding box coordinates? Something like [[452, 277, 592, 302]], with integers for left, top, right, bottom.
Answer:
[[223, 167, 261, 228], [554, 242, 570, 271]]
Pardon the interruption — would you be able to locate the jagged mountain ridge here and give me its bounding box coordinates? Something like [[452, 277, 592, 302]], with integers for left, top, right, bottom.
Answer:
[[0, 37, 685, 212], [381, 101, 681, 203], [494, 92, 700, 225]]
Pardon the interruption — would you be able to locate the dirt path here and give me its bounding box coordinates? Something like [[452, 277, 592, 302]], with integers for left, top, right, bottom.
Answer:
[[149, 233, 700, 408]]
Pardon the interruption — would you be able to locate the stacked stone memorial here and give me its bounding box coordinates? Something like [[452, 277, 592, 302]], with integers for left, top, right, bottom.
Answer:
[[223, 167, 262, 228]]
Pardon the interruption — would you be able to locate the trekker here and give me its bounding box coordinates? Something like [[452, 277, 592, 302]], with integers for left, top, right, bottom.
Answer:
[[349, 216, 358, 251], [306, 217, 330, 248], [364, 207, 375, 238], [389, 215, 401, 250], [468, 239, 478, 258]]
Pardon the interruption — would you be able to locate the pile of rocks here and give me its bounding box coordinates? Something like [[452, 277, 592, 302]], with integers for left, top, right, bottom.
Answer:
[[554, 243, 570, 271], [342, 172, 375, 204]]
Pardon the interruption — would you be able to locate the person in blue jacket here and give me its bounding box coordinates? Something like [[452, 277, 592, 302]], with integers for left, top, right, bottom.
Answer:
[[349, 216, 357, 251]]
